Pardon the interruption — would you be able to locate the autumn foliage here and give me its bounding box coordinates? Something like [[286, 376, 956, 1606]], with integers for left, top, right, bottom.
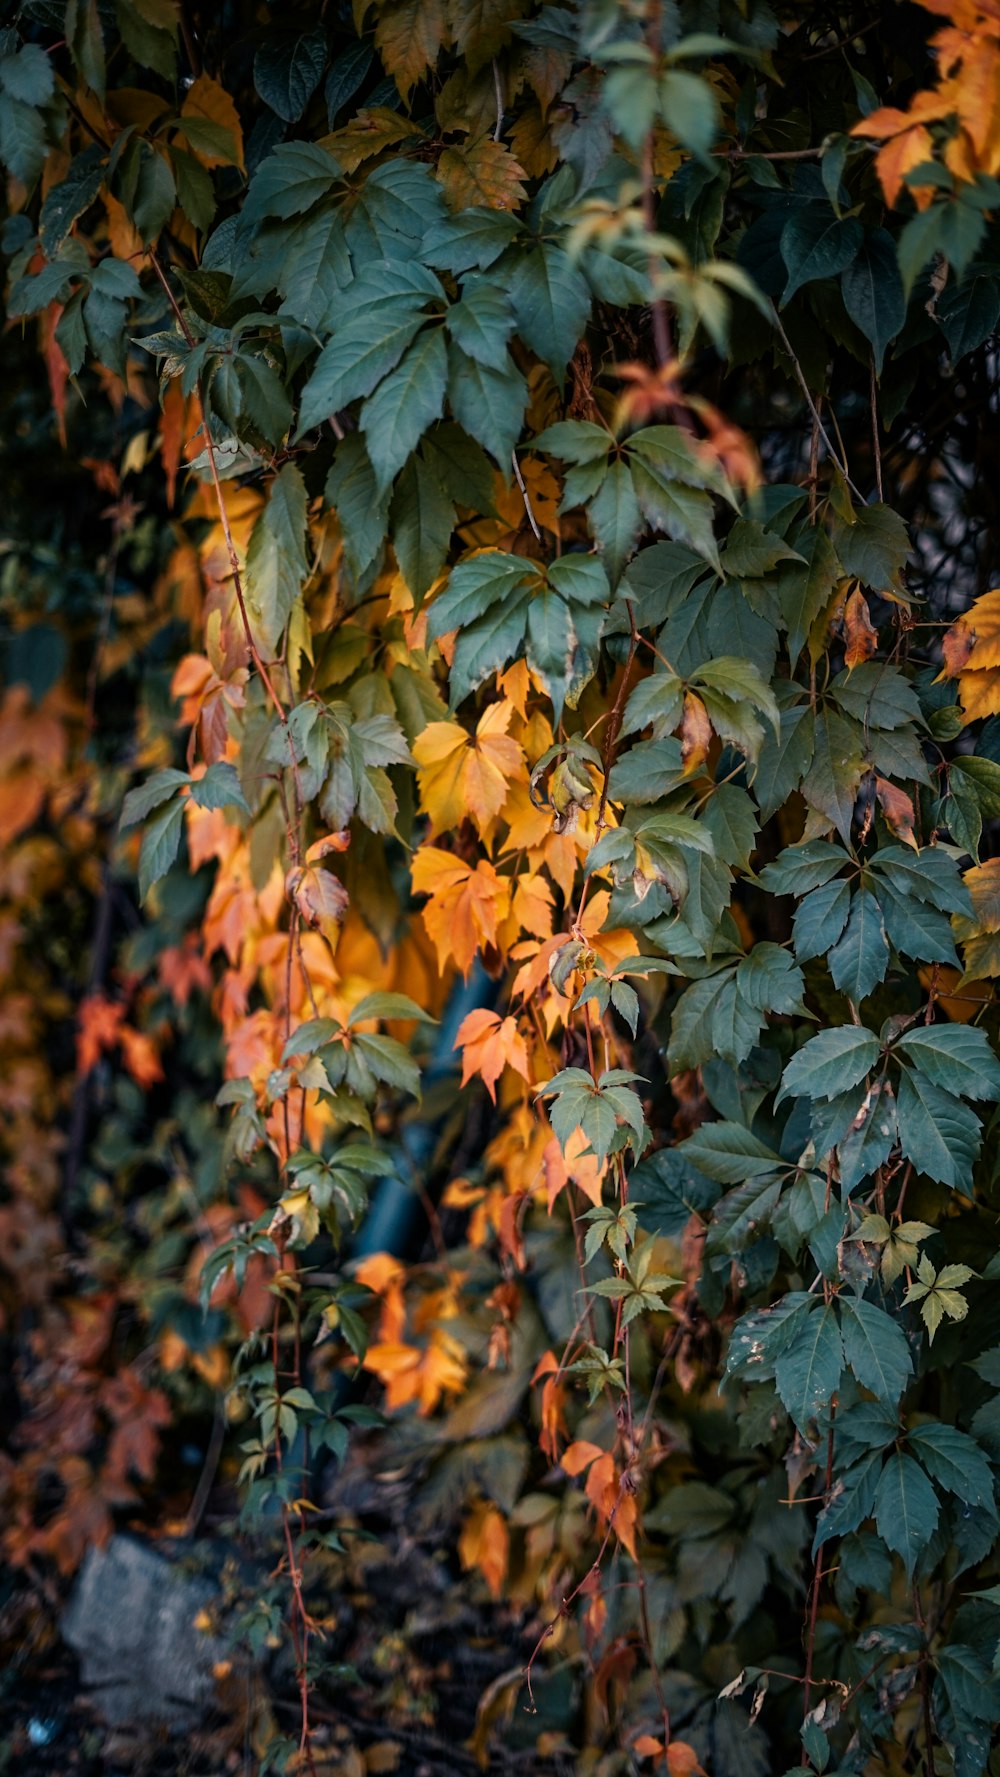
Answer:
[[5, 2, 1000, 1774]]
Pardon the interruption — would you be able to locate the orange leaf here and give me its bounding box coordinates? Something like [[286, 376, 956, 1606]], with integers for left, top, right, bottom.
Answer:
[[159, 379, 187, 510], [411, 846, 511, 975], [458, 1500, 509, 1599], [875, 776, 917, 848], [455, 1007, 531, 1102], [562, 1439, 603, 1476], [119, 1025, 164, 1091], [843, 588, 878, 669], [668, 1743, 707, 1777], [77, 994, 125, 1074]]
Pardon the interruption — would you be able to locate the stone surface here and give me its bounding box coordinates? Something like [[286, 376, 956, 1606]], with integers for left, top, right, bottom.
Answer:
[[62, 1534, 225, 1730]]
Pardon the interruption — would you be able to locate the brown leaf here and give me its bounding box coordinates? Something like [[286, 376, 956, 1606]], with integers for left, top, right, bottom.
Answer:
[[285, 863, 349, 929], [374, 0, 449, 98], [437, 136, 529, 212], [843, 587, 878, 668], [679, 689, 712, 775], [939, 619, 976, 679], [875, 775, 918, 848]]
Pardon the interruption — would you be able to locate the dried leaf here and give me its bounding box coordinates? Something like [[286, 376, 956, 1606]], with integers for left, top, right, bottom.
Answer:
[[843, 587, 878, 668], [437, 136, 529, 211]]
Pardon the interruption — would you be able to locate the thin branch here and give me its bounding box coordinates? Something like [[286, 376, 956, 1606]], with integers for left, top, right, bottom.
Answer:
[[870, 354, 884, 501], [511, 449, 542, 539], [770, 304, 866, 500], [492, 58, 504, 142]]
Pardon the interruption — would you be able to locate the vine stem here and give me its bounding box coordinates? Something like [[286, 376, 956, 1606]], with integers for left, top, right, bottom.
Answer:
[[150, 246, 322, 1766], [803, 1418, 836, 1733], [769, 305, 866, 501], [147, 253, 288, 725]]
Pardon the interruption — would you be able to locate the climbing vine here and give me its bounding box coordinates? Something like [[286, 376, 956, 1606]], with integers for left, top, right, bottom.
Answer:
[[5, 1, 1000, 1773]]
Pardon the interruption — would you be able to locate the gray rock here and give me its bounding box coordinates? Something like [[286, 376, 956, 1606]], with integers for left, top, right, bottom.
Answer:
[[62, 1534, 226, 1730]]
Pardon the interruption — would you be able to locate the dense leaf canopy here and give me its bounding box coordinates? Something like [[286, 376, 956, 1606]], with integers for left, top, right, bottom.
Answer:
[[4, 1, 1000, 1773]]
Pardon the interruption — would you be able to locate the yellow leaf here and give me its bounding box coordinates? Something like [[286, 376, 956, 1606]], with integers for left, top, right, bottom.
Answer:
[[508, 104, 559, 178], [320, 108, 422, 174], [413, 702, 524, 836], [374, 0, 449, 98], [455, 1007, 531, 1101], [180, 73, 245, 171], [680, 690, 712, 775], [447, 0, 525, 72], [511, 871, 554, 940], [458, 1499, 509, 1598], [437, 136, 529, 212]]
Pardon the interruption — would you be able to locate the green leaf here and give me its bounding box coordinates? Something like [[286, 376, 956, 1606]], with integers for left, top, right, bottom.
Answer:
[[351, 1032, 421, 1099], [840, 1298, 912, 1405], [347, 991, 436, 1026], [427, 551, 538, 639], [446, 345, 528, 466], [0, 41, 55, 105], [793, 877, 852, 962], [830, 666, 921, 735], [658, 67, 719, 162], [40, 145, 107, 258], [896, 1069, 982, 1194], [622, 669, 684, 739], [137, 796, 185, 901], [760, 840, 848, 898], [780, 208, 863, 305], [832, 506, 912, 593], [298, 308, 427, 434], [828, 886, 889, 1003], [873, 1451, 939, 1575], [445, 282, 514, 369], [776, 524, 840, 662], [813, 1450, 882, 1552], [507, 243, 591, 379], [736, 943, 805, 1014], [240, 141, 341, 225], [191, 761, 251, 816], [680, 1121, 785, 1184], [896, 1025, 1000, 1102], [245, 462, 309, 653], [802, 710, 866, 845], [841, 228, 906, 375], [774, 1303, 843, 1433], [0, 93, 46, 183], [361, 327, 448, 493], [839, 1085, 898, 1193], [325, 434, 390, 583], [121, 767, 191, 828], [254, 26, 327, 122], [779, 1028, 881, 1105], [390, 454, 455, 598], [587, 460, 642, 583], [907, 1423, 995, 1506], [721, 517, 804, 579], [130, 142, 177, 245]]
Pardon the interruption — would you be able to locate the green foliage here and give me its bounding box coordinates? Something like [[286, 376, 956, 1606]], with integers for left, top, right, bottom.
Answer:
[[6, 3, 1000, 1775]]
